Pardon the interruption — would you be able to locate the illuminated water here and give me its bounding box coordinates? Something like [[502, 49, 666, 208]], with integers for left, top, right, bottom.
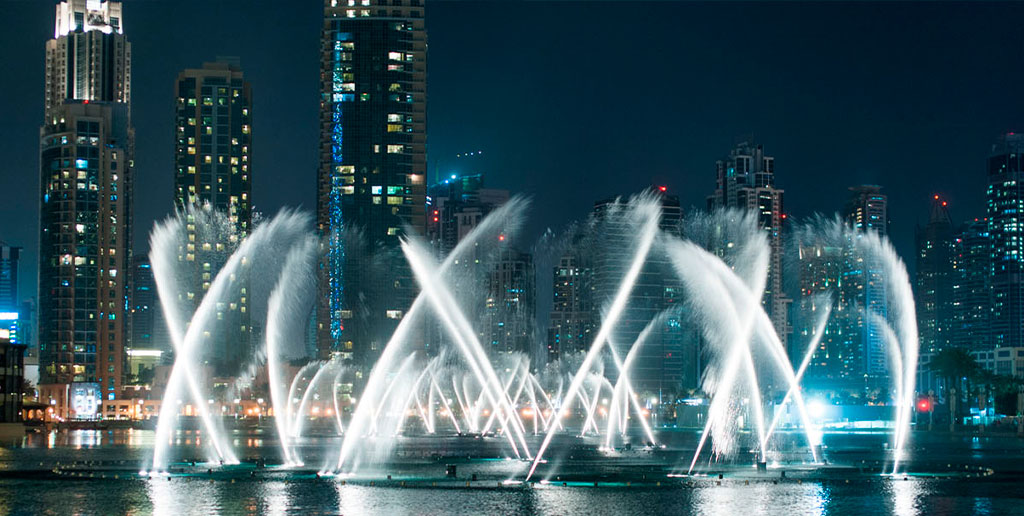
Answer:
[[2, 429, 1024, 515]]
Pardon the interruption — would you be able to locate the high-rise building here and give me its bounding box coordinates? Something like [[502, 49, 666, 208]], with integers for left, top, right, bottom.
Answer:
[[708, 142, 791, 350], [952, 218, 992, 351], [127, 257, 169, 383], [916, 195, 955, 353], [0, 245, 20, 311], [797, 242, 858, 383], [592, 190, 689, 396], [173, 58, 252, 229], [425, 172, 510, 357], [846, 185, 889, 234], [0, 245, 24, 348], [796, 186, 891, 391], [316, 0, 427, 364], [426, 173, 509, 258], [548, 252, 595, 362], [172, 59, 254, 374], [844, 185, 889, 378], [986, 133, 1024, 348], [482, 248, 535, 356], [38, 1, 133, 419]]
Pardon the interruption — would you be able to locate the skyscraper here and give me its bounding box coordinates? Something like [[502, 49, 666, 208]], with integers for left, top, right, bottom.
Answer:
[[796, 241, 858, 384], [844, 185, 889, 378], [426, 173, 509, 258], [951, 218, 992, 351], [482, 248, 535, 357], [172, 59, 254, 374], [592, 190, 688, 395], [796, 186, 891, 391], [916, 195, 955, 353], [316, 0, 427, 363], [425, 172, 510, 357], [0, 245, 23, 346], [38, 0, 133, 418], [708, 142, 791, 350], [127, 257, 169, 383], [0, 245, 20, 312], [173, 59, 252, 230], [548, 252, 595, 362], [986, 133, 1024, 348]]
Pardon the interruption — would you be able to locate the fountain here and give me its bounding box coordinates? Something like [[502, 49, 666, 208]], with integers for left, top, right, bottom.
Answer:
[[143, 194, 920, 481]]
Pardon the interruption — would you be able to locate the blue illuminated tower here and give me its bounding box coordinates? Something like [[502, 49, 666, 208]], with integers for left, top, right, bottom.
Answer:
[[987, 133, 1024, 348], [316, 0, 427, 363]]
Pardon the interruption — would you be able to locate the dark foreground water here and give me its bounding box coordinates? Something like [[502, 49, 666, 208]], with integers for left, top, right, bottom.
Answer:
[[2, 429, 1024, 515]]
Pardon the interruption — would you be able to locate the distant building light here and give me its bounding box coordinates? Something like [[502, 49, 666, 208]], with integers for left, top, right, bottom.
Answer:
[[0, 312, 18, 321]]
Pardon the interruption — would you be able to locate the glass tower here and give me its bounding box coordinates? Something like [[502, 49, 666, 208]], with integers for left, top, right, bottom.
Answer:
[[172, 59, 254, 374], [986, 133, 1024, 348], [38, 0, 133, 419], [316, 0, 427, 364]]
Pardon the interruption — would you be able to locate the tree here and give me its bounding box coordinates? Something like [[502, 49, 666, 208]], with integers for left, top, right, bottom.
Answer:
[[929, 347, 979, 422], [21, 378, 35, 398]]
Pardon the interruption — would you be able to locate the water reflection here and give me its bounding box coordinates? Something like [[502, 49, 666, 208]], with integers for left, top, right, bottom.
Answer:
[[21, 428, 155, 449], [693, 481, 827, 516], [890, 478, 924, 516]]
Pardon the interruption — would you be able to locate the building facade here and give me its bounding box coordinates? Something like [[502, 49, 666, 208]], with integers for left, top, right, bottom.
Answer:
[[0, 246, 24, 347], [482, 248, 535, 357], [951, 218, 992, 351], [172, 59, 254, 374], [986, 133, 1024, 349], [548, 252, 595, 362], [844, 185, 889, 378], [592, 190, 689, 396], [316, 0, 427, 364], [128, 257, 169, 383], [916, 195, 956, 354], [37, 0, 133, 419], [707, 142, 791, 350], [0, 331, 26, 423]]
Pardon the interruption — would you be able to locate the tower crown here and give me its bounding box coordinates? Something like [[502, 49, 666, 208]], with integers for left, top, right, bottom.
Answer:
[[55, 0, 124, 39]]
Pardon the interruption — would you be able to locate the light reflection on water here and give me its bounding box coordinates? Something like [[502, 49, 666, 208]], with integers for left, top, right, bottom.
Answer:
[[0, 475, 1022, 515], [694, 482, 827, 516], [890, 479, 923, 516], [4, 430, 1024, 514]]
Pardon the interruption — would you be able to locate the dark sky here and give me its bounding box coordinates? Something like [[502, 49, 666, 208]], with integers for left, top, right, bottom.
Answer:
[[3, 1, 1024, 304]]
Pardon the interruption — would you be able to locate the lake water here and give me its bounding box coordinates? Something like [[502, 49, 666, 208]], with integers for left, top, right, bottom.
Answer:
[[1, 429, 1023, 515]]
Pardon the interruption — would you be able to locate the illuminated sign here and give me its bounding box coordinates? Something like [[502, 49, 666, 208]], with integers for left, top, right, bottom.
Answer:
[[0, 312, 18, 321], [71, 383, 101, 419]]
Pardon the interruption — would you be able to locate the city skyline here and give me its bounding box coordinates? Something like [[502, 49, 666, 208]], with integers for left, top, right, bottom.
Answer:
[[2, 2, 1024, 305], [4, 3, 1024, 513]]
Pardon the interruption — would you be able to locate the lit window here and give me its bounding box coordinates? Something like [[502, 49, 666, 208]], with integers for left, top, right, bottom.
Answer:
[[387, 145, 403, 153]]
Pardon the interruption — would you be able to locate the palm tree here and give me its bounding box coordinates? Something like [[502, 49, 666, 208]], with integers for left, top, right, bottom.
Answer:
[[929, 347, 979, 427]]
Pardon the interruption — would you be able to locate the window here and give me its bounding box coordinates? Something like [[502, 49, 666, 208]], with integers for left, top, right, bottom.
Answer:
[[387, 145, 403, 153]]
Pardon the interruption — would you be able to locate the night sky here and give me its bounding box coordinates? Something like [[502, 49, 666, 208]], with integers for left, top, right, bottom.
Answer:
[[3, 1, 1024, 304]]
